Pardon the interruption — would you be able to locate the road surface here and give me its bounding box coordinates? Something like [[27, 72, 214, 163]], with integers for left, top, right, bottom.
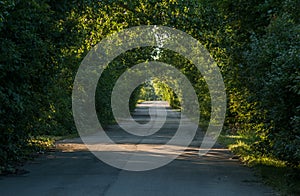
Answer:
[[0, 101, 276, 195]]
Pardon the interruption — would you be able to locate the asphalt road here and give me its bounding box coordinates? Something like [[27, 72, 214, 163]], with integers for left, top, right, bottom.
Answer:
[[0, 101, 276, 196]]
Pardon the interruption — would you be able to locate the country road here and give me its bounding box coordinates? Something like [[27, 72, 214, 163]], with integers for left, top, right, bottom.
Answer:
[[0, 101, 276, 196]]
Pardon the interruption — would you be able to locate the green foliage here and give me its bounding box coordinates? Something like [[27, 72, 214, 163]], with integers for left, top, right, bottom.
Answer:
[[153, 80, 181, 109], [212, 0, 300, 167], [0, 0, 57, 171], [243, 12, 300, 166], [1, 0, 299, 174], [138, 81, 159, 101]]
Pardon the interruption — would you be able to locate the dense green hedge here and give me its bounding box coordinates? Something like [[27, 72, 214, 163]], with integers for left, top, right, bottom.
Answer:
[[214, 0, 300, 166]]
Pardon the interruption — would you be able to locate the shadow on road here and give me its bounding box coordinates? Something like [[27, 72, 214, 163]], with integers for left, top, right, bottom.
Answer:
[[0, 101, 276, 195]]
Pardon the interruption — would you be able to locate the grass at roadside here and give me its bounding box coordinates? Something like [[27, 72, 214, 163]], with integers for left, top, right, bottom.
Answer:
[[218, 134, 300, 195], [0, 133, 79, 175], [29, 133, 79, 150]]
